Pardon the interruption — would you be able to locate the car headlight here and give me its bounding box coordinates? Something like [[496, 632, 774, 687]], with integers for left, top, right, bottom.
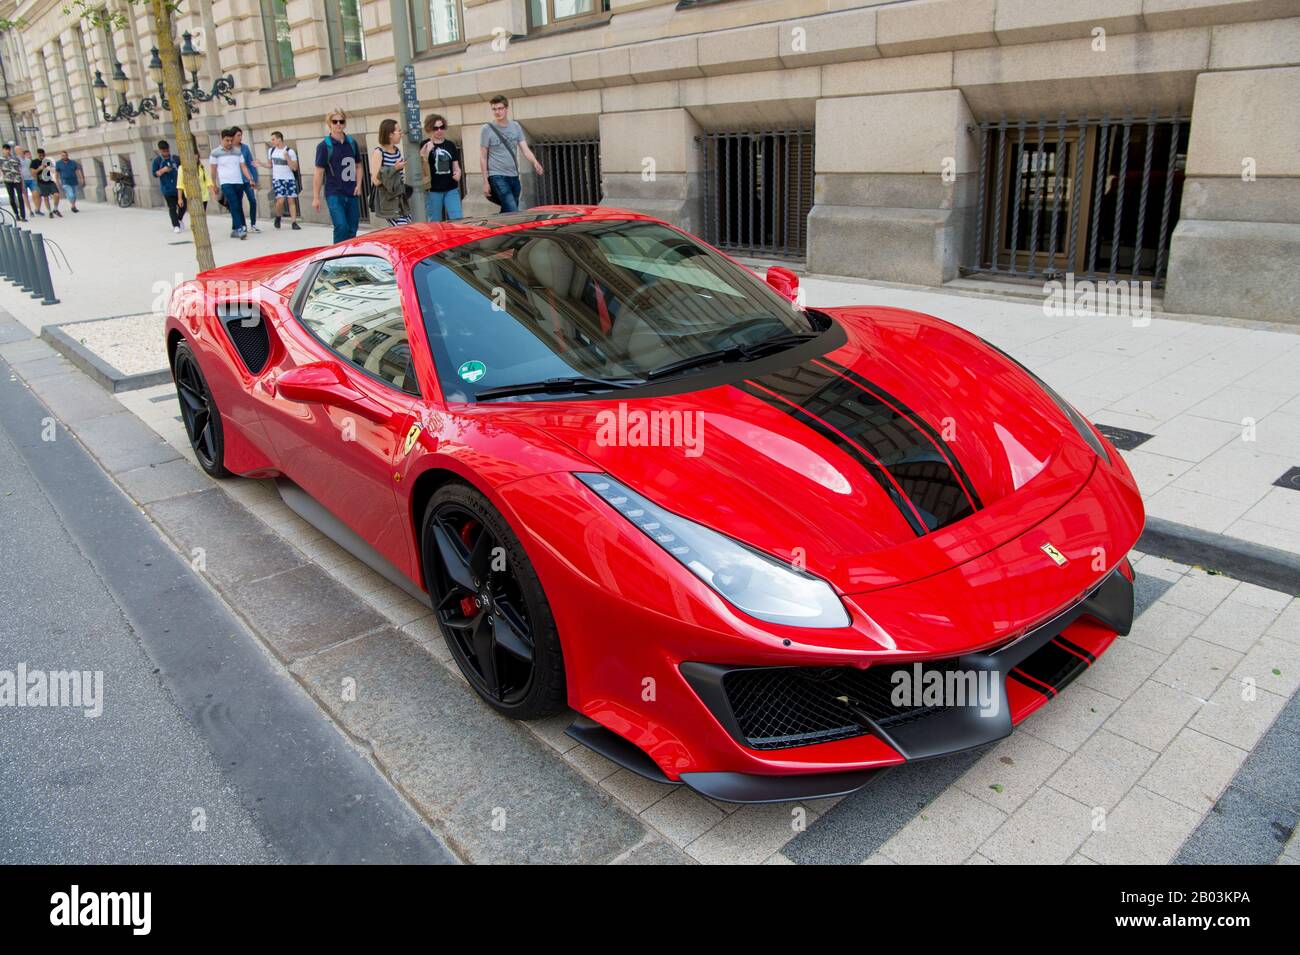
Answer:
[[576, 473, 851, 629], [987, 343, 1110, 462]]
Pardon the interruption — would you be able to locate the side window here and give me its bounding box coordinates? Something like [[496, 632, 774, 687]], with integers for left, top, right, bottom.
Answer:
[[298, 255, 420, 395]]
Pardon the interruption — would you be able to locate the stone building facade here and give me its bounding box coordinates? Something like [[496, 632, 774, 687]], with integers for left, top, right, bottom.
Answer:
[[1, 0, 1296, 322]]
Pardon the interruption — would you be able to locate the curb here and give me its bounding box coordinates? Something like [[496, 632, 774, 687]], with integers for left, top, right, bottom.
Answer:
[[40, 321, 172, 393], [1139, 516, 1300, 596]]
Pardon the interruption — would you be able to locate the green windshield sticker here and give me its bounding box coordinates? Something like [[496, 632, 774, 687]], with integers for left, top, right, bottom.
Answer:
[[458, 359, 487, 384]]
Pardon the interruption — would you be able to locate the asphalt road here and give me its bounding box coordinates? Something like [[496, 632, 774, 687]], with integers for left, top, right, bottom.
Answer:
[[0, 355, 455, 863]]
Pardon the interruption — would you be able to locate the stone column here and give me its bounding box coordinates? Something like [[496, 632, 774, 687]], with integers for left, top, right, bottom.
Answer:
[[1163, 66, 1300, 323], [598, 107, 703, 234], [807, 88, 978, 285]]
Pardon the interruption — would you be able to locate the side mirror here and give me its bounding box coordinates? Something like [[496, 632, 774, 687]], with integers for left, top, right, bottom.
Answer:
[[765, 265, 800, 303], [276, 361, 391, 424]]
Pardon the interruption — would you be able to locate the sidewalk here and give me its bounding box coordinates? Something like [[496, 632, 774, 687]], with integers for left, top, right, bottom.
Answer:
[[2, 199, 1297, 562]]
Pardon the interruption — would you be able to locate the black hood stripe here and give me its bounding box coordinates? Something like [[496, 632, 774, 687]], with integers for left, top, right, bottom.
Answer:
[[816, 356, 984, 512], [734, 380, 930, 536], [746, 361, 977, 532]]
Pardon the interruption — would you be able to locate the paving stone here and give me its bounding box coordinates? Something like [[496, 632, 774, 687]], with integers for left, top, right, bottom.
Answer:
[[1133, 553, 1185, 583], [1152, 636, 1242, 700], [0, 338, 56, 363], [72, 411, 180, 474], [640, 786, 725, 848], [612, 839, 692, 865], [25, 372, 123, 424], [524, 711, 578, 754], [1230, 582, 1293, 614], [1133, 572, 1175, 618], [980, 787, 1094, 866], [1140, 727, 1247, 813], [1188, 679, 1288, 751], [879, 789, 1005, 865], [1160, 571, 1239, 616], [1265, 603, 1300, 648], [1126, 600, 1204, 655], [290, 627, 647, 864], [1175, 786, 1298, 865], [601, 769, 675, 814], [230, 563, 388, 661], [147, 487, 304, 590], [1078, 637, 1165, 700], [965, 852, 996, 864], [1193, 597, 1283, 653], [10, 354, 76, 381], [0, 316, 31, 344], [1048, 728, 1159, 810], [1080, 786, 1200, 865], [115, 457, 212, 505], [955, 731, 1070, 813], [1105, 680, 1202, 751], [1232, 636, 1300, 699], [564, 744, 620, 784], [1022, 683, 1121, 752], [686, 802, 823, 865], [861, 852, 895, 864]]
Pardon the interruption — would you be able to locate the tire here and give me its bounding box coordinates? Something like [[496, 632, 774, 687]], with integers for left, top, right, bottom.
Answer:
[[172, 339, 232, 478], [421, 481, 566, 720]]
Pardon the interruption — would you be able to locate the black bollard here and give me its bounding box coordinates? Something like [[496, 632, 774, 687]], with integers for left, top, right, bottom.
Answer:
[[31, 232, 59, 305], [0, 226, 11, 282], [20, 229, 41, 298]]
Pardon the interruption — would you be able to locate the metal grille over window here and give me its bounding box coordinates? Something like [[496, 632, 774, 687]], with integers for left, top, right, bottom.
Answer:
[[700, 128, 814, 260], [966, 113, 1188, 288], [533, 138, 602, 206]]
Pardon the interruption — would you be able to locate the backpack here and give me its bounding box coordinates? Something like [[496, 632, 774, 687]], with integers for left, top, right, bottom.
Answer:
[[321, 134, 358, 165]]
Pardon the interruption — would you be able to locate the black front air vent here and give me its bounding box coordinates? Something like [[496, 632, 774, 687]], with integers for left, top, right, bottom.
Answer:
[[218, 305, 270, 374]]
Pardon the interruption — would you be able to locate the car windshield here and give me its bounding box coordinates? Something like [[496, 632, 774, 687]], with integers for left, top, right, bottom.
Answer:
[[412, 219, 817, 402]]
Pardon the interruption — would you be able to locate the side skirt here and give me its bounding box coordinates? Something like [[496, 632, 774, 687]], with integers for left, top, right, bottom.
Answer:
[[274, 477, 432, 608]]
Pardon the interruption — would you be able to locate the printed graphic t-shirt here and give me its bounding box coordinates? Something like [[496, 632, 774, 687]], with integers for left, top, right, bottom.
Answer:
[[268, 146, 298, 181], [423, 139, 459, 193]]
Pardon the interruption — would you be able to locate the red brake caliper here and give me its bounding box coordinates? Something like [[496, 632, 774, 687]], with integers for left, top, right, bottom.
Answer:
[[458, 519, 479, 618]]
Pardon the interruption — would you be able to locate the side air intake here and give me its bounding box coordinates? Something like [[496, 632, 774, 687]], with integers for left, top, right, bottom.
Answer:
[[218, 304, 271, 374]]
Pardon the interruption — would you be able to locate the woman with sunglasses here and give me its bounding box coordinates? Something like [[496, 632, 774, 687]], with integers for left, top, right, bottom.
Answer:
[[420, 114, 462, 222]]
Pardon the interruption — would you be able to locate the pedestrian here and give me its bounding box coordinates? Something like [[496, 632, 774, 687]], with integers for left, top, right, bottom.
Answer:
[[54, 150, 82, 213], [479, 95, 542, 213], [420, 114, 461, 222], [370, 119, 411, 226], [35, 149, 61, 217], [210, 128, 253, 240], [2, 143, 27, 221], [176, 138, 213, 217], [231, 126, 260, 233], [262, 131, 300, 230], [312, 107, 362, 243], [21, 149, 39, 216], [152, 140, 183, 232]]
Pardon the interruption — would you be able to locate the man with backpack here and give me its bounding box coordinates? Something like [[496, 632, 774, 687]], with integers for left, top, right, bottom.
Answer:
[[312, 107, 362, 242], [479, 95, 542, 213]]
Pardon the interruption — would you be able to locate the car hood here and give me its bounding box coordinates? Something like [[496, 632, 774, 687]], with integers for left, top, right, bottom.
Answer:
[[491, 306, 1098, 593]]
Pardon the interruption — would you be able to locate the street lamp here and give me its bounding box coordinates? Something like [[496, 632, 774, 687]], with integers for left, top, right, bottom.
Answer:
[[98, 32, 236, 124]]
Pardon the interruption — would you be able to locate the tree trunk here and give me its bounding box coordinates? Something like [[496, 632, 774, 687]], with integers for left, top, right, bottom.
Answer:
[[151, 0, 214, 272]]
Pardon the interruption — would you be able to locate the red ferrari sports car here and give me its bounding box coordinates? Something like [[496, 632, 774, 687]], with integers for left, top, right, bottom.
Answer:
[[165, 207, 1143, 803]]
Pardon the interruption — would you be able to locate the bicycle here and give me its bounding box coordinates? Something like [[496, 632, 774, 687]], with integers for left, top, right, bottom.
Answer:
[[109, 170, 135, 208]]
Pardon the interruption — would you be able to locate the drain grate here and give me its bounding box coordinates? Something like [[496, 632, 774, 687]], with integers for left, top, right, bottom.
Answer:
[[1273, 466, 1300, 491], [1094, 423, 1154, 451]]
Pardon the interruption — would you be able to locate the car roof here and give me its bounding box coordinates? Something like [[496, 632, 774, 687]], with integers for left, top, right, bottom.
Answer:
[[330, 205, 661, 266]]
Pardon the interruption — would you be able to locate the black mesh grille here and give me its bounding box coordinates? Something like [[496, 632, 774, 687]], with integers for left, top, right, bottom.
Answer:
[[224, 314, 270, 374], [722, 664, 954, 750]]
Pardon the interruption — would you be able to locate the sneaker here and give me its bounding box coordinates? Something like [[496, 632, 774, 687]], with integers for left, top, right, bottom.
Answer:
[[34, 211, 44, 217], [291, 222, 301, 231], [239, 230, 247, 240], [250, 224, 261, 233], [173, 225, 181, 234], [273, 216, 281, 229], [230, 229, 240, 239], [71, 206, 79, 213], [51, 210, 62, 218]]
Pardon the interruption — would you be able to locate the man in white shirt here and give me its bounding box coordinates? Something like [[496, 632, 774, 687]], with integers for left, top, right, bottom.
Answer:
[[259, 131, 301, 230], [209, 127, 253, 240]]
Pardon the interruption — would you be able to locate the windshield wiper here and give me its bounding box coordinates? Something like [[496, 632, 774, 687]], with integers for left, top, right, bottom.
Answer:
[[644, 332, 819, 381], [474, 376, 642, 401]]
